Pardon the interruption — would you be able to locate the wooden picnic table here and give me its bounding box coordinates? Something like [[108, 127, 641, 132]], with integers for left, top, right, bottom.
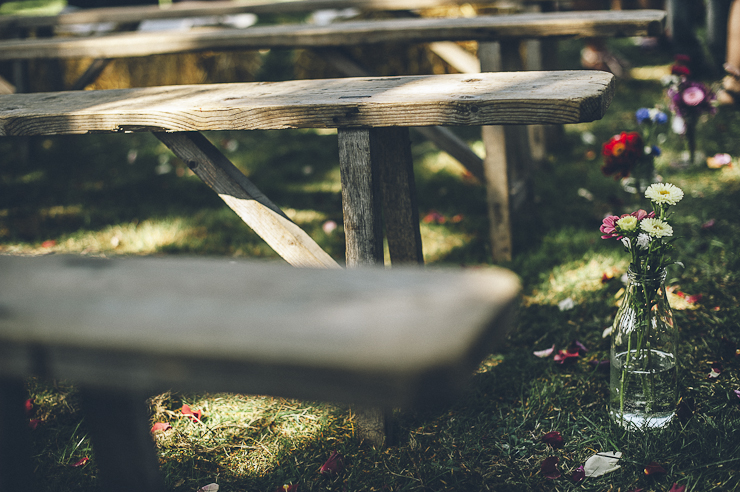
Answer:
[[0, 8, 662, 261]]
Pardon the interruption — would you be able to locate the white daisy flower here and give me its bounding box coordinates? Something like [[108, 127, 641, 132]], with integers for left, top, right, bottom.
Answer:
[[640, 217, 673, 238], [645, 183, 684, 206]]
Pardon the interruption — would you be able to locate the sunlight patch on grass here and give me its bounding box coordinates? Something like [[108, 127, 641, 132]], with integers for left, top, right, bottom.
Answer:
[[629, 64, 672, 81], [283, 208, 328, 225], [524, 253, 628, 307], [420, 223, 472, 263], [46, 219, 204, 255], [418, 148, 470, 178]]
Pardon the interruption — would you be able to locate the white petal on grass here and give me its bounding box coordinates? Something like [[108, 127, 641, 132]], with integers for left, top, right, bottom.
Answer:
[[584, 451, 622, 477], [534, 345, 555, 358], [602, 326, 613, 338], [197, 484, 219, 492], [558, 298, 575, 311]]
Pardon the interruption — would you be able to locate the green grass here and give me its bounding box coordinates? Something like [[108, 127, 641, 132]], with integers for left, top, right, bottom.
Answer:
[[3, 35, 740, 491]]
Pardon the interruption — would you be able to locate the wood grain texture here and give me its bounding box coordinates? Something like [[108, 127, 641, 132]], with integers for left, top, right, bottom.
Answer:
[[338, 128, 384, 267], [0, 0, 498, 30], [155, 132, 340, 268], [0, 71, 615, 135], [0, 10, 665, 60], [0, 254, 520, 408]]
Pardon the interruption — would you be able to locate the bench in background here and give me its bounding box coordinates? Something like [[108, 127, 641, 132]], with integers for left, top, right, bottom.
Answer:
[[0, 71, 615, 269], [0, 254, 521, 492], [0, 8, 663, 261]]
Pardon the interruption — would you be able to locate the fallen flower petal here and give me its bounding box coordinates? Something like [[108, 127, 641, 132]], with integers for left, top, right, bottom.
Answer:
[[151, 422, 173, 433], [41, 240, 56, 248], [572, 465, 585, 482], [319, 451, 344, 475], [584, 451, 622, 477], [70, 457, 90, 468], [28, 419, 42, 430], [708, 362, 723, 379], [24, 399, 34, 416], [554, 349, 580, 364], [182, 404, 203, 422], [533, 345, 555, 358], [570, 340, 588, 354], [541, 431, 564, 449], [276, 485, 298, 492], [602, 326, 613, 338], [644, 462, 666, 475], [669, 484, 686, 492], [197, 484, 219, 492], [701, 219, 716, 229], [541, 456, 561, 479], [588, 359, 610, 372], [733, 389, 740, 401], [558, 297, 575, 311]]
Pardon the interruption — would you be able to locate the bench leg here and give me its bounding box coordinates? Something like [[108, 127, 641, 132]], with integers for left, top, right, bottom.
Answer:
[[0, 379, 34, 491], [79, 388, 164, 492], [155, 131, 340, 269], [478, 41, 535, 262]]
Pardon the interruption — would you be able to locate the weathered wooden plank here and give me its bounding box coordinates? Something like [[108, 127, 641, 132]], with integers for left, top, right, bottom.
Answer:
[[316, 47, 485, 182], [0, 254, 521, 408], [374, 127, 424, 265], [338, 128, 384, 267], [0, 10, 665, 61], [155, 132, 340, 268], [0, 71, 615, 135], [0, 0, 498, 31]]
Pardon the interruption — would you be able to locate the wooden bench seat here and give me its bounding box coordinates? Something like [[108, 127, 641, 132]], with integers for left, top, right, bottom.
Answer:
[[0, 254, 521, 491], [0, 71, 615, 270]]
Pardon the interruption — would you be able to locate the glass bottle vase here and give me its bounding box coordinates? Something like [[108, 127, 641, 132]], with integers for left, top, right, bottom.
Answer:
[[609, 267, 678, 429]]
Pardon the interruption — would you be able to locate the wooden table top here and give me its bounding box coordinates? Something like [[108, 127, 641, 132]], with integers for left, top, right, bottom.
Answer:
[[0, 71, 614, 135]]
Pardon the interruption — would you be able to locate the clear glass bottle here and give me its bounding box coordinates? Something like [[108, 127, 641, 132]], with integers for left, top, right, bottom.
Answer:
[[610, 267, 678, 429]]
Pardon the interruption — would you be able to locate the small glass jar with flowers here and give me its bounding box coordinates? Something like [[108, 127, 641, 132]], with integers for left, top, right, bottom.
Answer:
[[600, 182, 684, 429]]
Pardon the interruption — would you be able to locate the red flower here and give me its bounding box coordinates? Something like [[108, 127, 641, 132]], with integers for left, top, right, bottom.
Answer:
[[541, 431, 564, 448], [24, 399, 34, 416], [601, 132, 644, 179], [554, 349, 580, 364], [70, 457, 90, 468], [151, 422, 173, 433], [671, 65, 691, 77]]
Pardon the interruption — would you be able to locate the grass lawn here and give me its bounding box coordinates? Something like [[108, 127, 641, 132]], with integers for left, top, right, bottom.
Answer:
[[2, 23, 740, 492]]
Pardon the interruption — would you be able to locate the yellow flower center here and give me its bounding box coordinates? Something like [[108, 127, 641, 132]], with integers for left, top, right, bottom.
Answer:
[[612, 143, 626, 157]]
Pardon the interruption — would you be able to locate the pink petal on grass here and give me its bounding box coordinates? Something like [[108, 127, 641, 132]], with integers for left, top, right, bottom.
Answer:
[[70, 457, 89, 468], [554, 349, 580, 364], [669, 484, 686, 492], [644, 462, 666, 475], [28, 419, 42, 430], [534, 345, 555, 358], [541, 456, 561, 479], [570, 340, 588, 354], [151, 422, 172, 433], [572, 465, 585, 482], [541, 431, 564, 449], [733, 389, 740, 401], [24, 399, 34, 416], [319, 451, 344, 476], [181, 404, 203, 422]]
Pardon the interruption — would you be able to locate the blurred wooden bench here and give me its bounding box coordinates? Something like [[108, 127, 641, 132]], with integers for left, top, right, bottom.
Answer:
[[0, 71, 615, 268], [0, 8, 662, 261], [0, 253, 521, 492]]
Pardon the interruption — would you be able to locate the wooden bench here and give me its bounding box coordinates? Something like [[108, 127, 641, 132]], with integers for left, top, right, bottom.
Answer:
[[0, 71, 615, 269], [0, 8, 663, 261], [0, 253, 521, 492]]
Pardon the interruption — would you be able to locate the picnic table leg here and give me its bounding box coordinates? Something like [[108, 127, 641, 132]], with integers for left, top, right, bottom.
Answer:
[[78, 388, 164, 492], [339, 127, 425, 445], [478, 41, 535, 262], [155, 131, 340, 269], [0, 379, 34, 490]]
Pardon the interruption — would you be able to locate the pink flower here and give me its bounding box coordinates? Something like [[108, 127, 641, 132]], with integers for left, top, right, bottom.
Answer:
[[682, 86, 706, 106], [319, 451, 344, 476], [669, 484, 686, 492], [600, 215, 621, 239], [554, 349, 580, 364]]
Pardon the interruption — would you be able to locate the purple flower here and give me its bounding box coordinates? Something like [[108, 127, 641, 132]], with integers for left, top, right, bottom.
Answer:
[[541, 431, 564, 448], [668, 81, 716, 118], [541, 456, 561, 479], [572, 465, 585, 482]]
